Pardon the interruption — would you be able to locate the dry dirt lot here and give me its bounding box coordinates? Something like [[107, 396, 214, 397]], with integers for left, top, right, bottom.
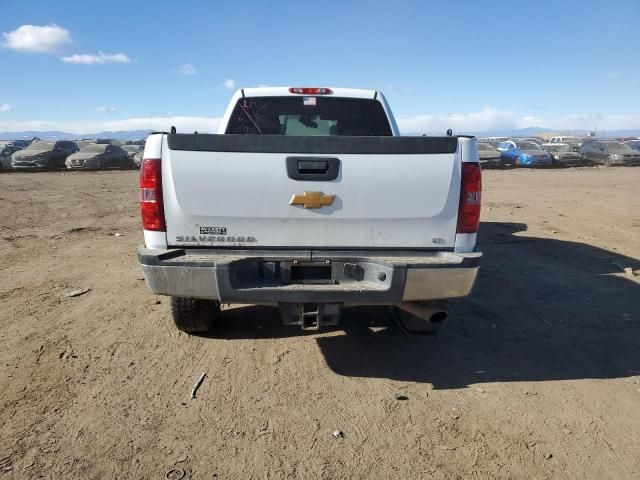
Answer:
[[1, 167, 639, 479]]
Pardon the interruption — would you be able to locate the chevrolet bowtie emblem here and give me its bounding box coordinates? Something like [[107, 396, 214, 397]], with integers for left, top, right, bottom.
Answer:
[[289, 191, 335, 209]]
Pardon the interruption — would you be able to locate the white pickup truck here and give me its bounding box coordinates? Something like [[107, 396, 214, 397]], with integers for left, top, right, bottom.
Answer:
[[138, 87, 482, 333]]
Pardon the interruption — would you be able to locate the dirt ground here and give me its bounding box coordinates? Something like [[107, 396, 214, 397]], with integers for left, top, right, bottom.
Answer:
[[1, 166, 639, 479]]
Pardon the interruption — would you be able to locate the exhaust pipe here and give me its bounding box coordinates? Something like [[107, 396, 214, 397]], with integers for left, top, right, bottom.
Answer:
[[393, 301, 448, 335], [398, 301, 448, 324], [429, 310, 448, 324]]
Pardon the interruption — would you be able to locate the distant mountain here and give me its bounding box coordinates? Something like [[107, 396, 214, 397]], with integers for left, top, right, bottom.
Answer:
[[466, 127, 640, 138], [0, 130, 153, 141], [410, 127, 640, 138]]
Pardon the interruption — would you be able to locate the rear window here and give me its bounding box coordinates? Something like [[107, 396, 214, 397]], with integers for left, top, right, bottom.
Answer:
[[80, 144, 108, 153], [604, 142, 632, 152], [25, 141, 55, 151], [517, 142, 541, 150], [225, 96, 392, 136]]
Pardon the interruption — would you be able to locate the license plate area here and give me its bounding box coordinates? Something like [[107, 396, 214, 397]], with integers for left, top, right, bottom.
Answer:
[[229, 260, 338, 288], [226, 258, 393, 291], [290, 264, 333, 284]]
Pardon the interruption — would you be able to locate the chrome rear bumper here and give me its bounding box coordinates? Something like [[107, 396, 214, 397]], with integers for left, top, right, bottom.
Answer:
[[139, 246, 481, 304]]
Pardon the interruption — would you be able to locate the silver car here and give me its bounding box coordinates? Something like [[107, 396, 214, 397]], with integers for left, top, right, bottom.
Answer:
[[11, 140, 78, 170], [541, 143, 584, 166], [65, 144, 131, 170], [122, 145, 143, 162], [580, 140, 640, 167], [477, 142, 501, 168]]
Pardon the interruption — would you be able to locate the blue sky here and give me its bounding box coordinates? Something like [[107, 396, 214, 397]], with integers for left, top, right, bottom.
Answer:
[[1, 0, 639, 133]]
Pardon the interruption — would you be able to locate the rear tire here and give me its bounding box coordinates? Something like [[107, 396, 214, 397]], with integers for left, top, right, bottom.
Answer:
[[170, 297, 220, 333]]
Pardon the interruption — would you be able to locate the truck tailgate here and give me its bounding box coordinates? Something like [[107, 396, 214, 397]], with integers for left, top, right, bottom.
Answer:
[[162, 134, 462, 249]]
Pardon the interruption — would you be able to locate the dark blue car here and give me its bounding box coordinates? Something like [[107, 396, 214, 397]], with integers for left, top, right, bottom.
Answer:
[[497, 140, 553, 167]]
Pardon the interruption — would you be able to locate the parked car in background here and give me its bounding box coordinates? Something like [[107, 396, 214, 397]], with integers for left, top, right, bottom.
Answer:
[[477, 142, 502, 168], [122, 145, 143, 162], [548, 136, 584, 151], [11, 140, 78, 170], [580, 140, 640, 167], [75, 140, 96, 149], [623, 140, 640, 152], [541, 143, 583, 166], [65, 143, 132, 170], [132, 150, 143, 168], [497, 139, 553, 167], [0, 142, 23, 170], [482, 137, 509, 148], [515, 137, 544, 146], [8, 140, 29, 149]]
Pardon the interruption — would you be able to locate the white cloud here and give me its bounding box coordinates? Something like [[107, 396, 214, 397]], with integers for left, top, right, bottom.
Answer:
[[2, 24, 71, 53], [223, 79, 236, 90], [515, 113, 640, 132], [61, 52, 131, 65], [0, 116, 221, 135], [0, 104, 14, 112], [397, 108, 640, 134], [0, 110, 638, 136], [96, 106, 116, 113], [397, 107, 515, 134], [178, 64, 197, 75]]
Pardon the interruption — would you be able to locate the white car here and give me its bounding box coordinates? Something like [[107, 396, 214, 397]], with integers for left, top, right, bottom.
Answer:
[[137, 87, 482, 333]]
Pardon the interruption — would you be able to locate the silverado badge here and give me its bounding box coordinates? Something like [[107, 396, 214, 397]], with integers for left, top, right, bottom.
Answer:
[[289, 191, 335, 209]]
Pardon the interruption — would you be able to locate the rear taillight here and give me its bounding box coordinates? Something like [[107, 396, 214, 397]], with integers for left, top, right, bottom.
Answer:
[[288, 87, 333, 95], [139, 158, 165, 231], [457, 163, 482, 234]]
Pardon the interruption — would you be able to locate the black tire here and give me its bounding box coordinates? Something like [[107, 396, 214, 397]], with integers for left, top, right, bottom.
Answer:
[[604, 155, 612, 168], [170, 297, 220, 333]]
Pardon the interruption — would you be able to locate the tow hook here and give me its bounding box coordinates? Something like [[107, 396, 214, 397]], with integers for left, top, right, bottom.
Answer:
[[280, 303, 341, 330]]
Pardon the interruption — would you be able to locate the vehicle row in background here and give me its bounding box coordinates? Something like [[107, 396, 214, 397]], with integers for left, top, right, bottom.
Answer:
[[0, 138, 144, 171], [478, 136, 640, 168]]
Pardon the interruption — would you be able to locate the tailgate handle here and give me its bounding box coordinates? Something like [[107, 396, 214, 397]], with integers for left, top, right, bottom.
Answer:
[[286, 156, 340, 181], [298, 160, 328, 174]]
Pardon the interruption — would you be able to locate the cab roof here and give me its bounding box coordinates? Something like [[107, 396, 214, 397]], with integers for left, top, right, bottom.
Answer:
[[240, 86, 377, 100]]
